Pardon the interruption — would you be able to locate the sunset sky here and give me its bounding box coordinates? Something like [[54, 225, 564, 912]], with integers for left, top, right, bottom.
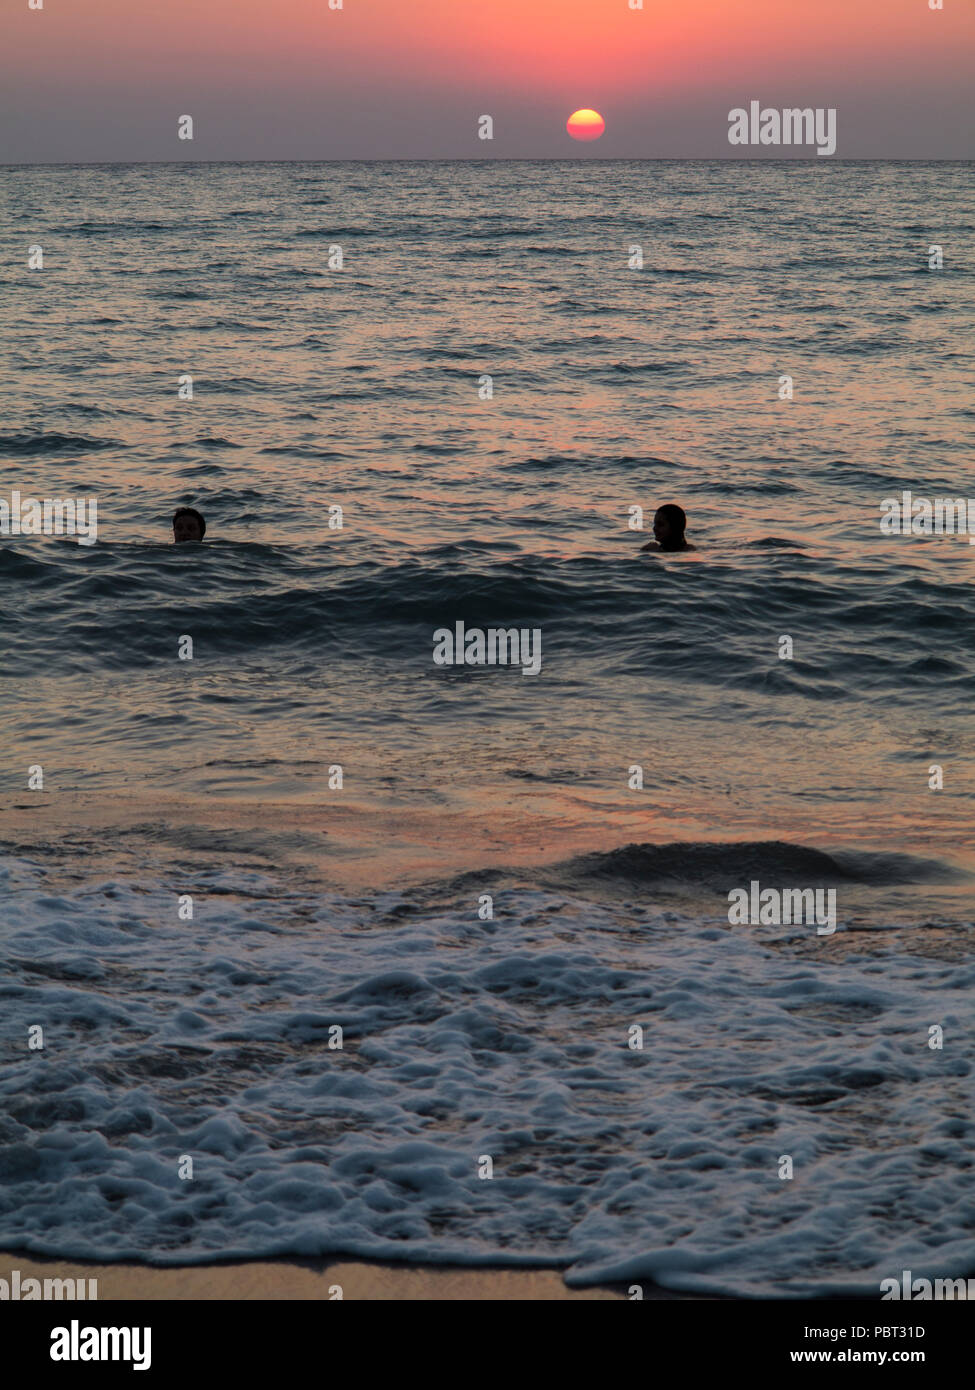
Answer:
[[2, 0, 973, 161]]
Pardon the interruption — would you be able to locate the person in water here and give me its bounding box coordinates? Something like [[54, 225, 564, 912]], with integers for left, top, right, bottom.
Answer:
[[173, 507, 206, 543], [641, 503, 694, 552]]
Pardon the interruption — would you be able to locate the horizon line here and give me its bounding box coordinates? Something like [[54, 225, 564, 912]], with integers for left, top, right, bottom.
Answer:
[[1, 156, 972, 169]]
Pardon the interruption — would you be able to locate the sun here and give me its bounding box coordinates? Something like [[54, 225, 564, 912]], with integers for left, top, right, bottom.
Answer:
[[566, 109, 605, 142]]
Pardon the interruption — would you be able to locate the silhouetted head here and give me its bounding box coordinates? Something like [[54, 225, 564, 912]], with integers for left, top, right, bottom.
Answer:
[[653, 504, 687, 551], [173, 507, 206, 543]]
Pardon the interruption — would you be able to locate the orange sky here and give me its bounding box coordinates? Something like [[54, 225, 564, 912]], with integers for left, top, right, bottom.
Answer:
[[2, 0, 973, 159]]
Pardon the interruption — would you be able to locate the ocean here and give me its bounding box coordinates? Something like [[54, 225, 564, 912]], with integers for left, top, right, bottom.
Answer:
[[1, 159, 974, 1296]]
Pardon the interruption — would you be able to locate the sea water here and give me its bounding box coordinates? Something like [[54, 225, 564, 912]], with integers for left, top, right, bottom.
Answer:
[[1, 160, 973, 1294]]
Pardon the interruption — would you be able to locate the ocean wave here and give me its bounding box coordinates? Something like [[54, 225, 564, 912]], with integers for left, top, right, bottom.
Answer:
[[553, 840, 965, 890], [3, 551, 975, 701], [0, 432, 120, 455]]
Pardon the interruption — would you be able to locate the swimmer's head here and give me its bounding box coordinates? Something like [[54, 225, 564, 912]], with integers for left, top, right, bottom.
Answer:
[[653, 504, 687, 551], [173, 507, 206, 543]]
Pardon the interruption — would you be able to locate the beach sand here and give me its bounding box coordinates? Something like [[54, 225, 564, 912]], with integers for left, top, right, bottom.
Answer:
[[0, 1252, 699, 1300]]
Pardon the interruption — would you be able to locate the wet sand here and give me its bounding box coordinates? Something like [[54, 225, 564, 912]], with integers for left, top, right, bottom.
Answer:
[[0, 1252, 706, 1300]]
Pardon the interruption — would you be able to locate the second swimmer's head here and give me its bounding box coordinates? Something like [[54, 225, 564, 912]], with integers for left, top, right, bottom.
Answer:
[[652, 504, 688, 551]]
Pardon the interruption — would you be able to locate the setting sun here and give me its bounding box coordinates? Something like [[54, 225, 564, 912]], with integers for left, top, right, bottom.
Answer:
[[566, 108, 605, 141]]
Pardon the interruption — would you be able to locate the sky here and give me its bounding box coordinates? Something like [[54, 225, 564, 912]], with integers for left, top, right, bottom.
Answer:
[[1, 0, 973, 162]]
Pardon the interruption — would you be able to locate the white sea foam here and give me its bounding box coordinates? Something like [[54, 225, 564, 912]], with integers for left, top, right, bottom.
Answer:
[[1, 856, 972, 1295]]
